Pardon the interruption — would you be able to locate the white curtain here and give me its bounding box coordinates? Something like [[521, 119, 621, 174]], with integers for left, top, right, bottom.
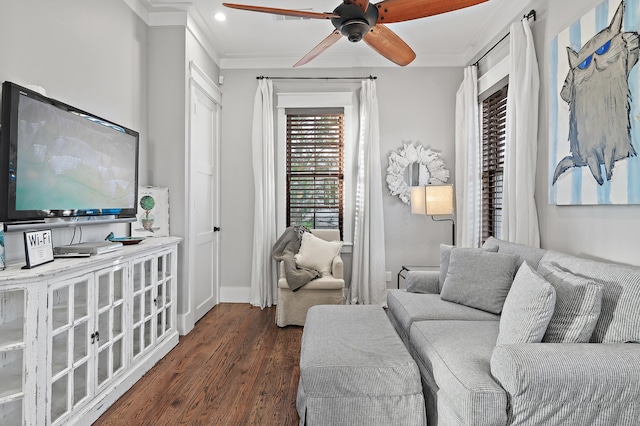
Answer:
[[250, 79, 277, 308], [454, 66, 482, 248], [502, 18, 541, 247], [349, 79, 387, 306]]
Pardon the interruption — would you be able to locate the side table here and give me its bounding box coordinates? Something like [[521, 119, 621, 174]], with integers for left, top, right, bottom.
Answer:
[[397, 265, 439, 289]]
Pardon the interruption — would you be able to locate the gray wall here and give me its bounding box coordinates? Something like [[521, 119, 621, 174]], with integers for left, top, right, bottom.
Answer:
[[531, 0, 640, 266], [218, 67, 462, 298], [0, 0, 148, 262], [146, 26, 220, 325]]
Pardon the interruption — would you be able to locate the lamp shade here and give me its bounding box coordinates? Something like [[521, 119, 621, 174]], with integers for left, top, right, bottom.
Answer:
[[425, 184, 454, 215], [410, 186, 426, 215]]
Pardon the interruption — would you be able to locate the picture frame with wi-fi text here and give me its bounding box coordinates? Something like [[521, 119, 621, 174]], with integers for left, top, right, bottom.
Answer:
[[23, 229, 54, 269]]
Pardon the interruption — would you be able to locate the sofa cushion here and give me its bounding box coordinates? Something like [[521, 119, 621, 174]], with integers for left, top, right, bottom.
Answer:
[[409, 320, 507, 426], [497, 262, 556, 345], [440, 249, 519, 314], [539, 250, 640, 343], [537, 262, 603, 343], [405, 270, 440, 294], [439, 244, 498, 291], [294, 231, 342, 276], [483, 236, 547, 269], [386, 290, 499, 343]]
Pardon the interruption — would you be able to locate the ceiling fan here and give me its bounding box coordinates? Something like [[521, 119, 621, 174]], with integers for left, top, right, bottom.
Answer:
[[223, 0, 487, 67]]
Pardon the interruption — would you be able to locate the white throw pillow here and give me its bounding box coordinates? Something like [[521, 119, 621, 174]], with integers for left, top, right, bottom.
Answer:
[[294, 232, 342, 276]]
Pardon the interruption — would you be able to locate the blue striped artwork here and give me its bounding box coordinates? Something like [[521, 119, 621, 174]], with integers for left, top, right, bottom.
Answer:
[[549, 0, 640, 205]]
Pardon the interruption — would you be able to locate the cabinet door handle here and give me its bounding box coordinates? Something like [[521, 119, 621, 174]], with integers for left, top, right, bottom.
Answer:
[[95, 331, 100, 342], [91, 332, 96, 344], [154, 298, 158, 306]]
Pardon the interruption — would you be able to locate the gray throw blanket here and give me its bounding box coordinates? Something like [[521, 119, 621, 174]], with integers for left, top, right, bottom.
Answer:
[[272, 226, 320, 291]]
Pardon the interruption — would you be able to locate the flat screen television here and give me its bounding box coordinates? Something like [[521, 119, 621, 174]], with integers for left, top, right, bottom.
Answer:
[[0, 81, 139, 225]]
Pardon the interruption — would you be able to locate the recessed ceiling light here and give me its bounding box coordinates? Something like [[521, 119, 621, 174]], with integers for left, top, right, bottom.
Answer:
[[215, 12, 226, 22]]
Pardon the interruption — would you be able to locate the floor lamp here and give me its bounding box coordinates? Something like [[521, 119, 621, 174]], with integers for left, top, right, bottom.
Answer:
[[410, 184, 456, 246]]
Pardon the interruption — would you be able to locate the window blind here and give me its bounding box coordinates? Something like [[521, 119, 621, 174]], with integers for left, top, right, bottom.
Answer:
[[481, 85, 508, 243], [286, 110, 344, 236]]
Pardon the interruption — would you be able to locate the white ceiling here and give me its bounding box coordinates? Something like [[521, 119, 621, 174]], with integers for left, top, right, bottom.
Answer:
[[133, 0, 533, 68]]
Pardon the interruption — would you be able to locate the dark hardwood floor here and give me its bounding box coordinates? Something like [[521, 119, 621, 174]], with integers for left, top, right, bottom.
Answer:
[[94, 303, 303, 426]]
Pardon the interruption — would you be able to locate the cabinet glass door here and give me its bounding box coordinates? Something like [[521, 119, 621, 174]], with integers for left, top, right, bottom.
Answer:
[[95, 266, 126, 393], [0, 289, 25, 426], [155, 251, 174, 342], [132, 258, 154, 360], [49, 275, 92, 425]]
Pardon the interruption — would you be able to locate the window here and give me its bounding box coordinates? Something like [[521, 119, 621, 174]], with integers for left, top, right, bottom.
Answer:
[[286, 109, 344, 237], [276, 92, 354, 247], [481, 84, 508, 243]]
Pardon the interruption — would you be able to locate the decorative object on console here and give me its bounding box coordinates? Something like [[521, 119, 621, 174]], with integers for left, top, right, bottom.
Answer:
[[132, 186, 170, 237], [386, 142, 449, 204], [22, 229, 54, 269], [549, 0, 640, 205], [105, 232, 145, 245], [411, 184, 456, 245]]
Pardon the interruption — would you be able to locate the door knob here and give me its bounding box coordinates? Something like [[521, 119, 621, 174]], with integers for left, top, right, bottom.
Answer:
[[214, 226, 221, 232]]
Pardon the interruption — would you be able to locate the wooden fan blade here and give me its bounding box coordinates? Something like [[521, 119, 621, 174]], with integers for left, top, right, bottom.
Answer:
[[363, 24, 415, 66], [375, 0, 487, 24], [223, 3, 339, 19], [344, 0, 370, 13], [294, 31, 343, 67]]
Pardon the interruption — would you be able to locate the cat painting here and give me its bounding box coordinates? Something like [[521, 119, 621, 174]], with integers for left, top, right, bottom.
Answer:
[[553, 1, 639, 185]]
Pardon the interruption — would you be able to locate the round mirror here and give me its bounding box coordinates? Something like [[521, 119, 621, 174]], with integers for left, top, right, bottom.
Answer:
[[386, 142, 450, 204]]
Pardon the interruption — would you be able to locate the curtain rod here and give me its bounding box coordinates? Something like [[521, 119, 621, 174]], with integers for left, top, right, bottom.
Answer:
[[473, 9, 536, 67], [256, 75, 376, 80]]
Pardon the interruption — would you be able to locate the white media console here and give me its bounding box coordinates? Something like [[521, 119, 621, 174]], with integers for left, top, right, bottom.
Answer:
[[0, 236, 181, 425]]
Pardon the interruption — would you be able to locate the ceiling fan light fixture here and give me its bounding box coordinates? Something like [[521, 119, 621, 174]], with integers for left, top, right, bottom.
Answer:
[[224, 0, 488, 66], [341, 20, 370, 42]]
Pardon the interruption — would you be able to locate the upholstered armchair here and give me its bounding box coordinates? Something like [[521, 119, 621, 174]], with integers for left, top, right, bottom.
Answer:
[[276, 229, 345, 327]]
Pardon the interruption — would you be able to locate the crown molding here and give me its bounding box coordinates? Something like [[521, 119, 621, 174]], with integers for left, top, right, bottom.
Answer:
[[123, 0, 221, 66]]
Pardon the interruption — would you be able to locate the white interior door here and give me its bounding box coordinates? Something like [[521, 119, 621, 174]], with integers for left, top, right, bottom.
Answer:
[[189, 64, 221, 323]]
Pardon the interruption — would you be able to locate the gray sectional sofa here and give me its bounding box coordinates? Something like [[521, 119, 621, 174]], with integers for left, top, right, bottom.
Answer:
[[386, 237, 640, 426]]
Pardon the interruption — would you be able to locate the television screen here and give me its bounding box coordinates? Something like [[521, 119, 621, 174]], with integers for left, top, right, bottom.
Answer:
[[1, 81, 139, 223]]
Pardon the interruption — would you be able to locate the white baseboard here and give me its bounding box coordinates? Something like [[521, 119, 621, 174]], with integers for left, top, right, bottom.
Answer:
[[177, 313, 194, 336], [220, 286, 251, 303]]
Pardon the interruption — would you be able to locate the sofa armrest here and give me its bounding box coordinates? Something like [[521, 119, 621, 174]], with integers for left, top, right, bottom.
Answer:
[[405, 271, 440, 294], [491, 343, 640, 424], [332, 256, 344, 279]]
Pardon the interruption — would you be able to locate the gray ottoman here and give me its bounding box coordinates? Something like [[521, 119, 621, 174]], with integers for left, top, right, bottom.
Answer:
[[297, 305, 426, 426]]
